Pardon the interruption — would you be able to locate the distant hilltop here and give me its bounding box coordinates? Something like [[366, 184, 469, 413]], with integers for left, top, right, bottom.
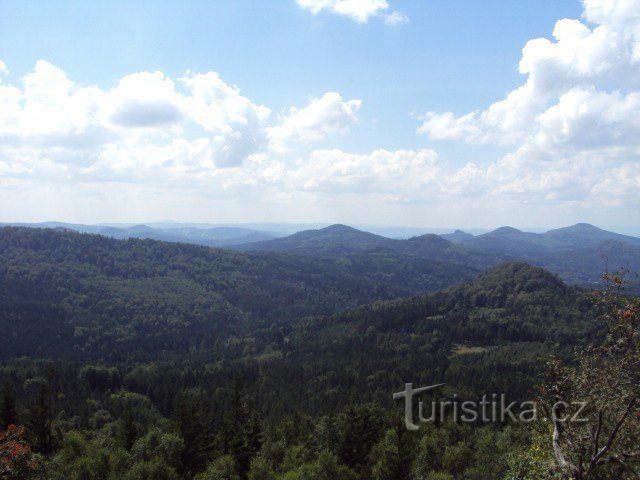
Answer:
[[2, 221, 637, 293]]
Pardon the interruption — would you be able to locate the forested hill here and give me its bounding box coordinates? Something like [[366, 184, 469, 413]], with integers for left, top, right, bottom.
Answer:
[[250, 262, 596, 411], [287, 262, 594, 361], [0, 251, 611, 479], [0, 227, 476, 361], [233, 224, 499, 269], [0, 222, 285, 248], [235, 223, 640, 292], [0, 232, 598, 411]]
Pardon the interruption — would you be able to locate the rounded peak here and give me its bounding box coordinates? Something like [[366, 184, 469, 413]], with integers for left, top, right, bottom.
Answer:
[[488, 226, 523, 235], [469, 262, 566, 294], [545, 223, 605, 236], [323, 223, 356, 231], [318, 224, 368, 235], [128, 224, 153, 231], [409, 233, 450, 245], [569, 223, 601, 231]]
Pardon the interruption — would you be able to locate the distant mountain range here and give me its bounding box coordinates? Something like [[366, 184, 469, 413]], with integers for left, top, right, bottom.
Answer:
[[0, 224, 637, 361], [232, 223, 640, 291], [2, 221, 638, 292], [232, 224, 498, 270], [450, 222, 640, 251], [0, 222, 285, 248]]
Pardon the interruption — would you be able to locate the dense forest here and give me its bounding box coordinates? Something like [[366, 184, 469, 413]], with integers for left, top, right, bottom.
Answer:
[[235, 224, 640, 294], [0, 227, 477, 361], [0, 227, 638, 479]]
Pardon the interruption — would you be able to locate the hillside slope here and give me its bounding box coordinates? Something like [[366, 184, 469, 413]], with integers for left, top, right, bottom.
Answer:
[[0, 227, 476, 360], [229, 262, 597, 409], [0, 222, 283, 247], [235, 224, 499, 269]]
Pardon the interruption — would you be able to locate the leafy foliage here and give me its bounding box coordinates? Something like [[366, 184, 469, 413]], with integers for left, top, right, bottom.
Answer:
[[0, 227, 636, 479]]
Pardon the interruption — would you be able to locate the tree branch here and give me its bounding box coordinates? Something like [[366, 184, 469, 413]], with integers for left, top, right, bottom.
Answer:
[[592, 397, 636, 467], [592, 410, 603, 458], [552, 413, 579, 475]]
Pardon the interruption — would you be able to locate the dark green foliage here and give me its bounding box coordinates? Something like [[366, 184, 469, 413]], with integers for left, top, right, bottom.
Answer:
[[0, 226, 632, 479], [26, 383, 54, 455], [0, 227, 478, 361], [194, 455, 240, 480], [238, 223, 640, 292], [174, 390, 216, 476], [1, 382, 18, 429]]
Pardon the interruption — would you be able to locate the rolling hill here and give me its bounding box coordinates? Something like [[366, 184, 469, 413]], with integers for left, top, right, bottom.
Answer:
[[235, 223, 640, 291], [234, 224, 500, 269], [0, 227, 477, 361], [456, 223, 640, 291], [0, 222, 284, 248], [459, 222, 640, 257], [216, 262, 597, 410]]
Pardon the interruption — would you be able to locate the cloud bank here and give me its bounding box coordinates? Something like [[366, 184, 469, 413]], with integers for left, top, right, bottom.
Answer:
[[296, 0, 408, 25], [0, 0, 639, 226], [417, 0, 640, 210]]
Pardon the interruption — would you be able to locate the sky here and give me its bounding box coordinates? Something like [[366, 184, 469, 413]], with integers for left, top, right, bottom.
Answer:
[[0, 0, 638, 230]]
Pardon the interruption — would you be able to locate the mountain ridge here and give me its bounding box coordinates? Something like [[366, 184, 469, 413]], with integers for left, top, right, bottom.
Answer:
[[0, 226, 482, 360], [232, 222, 640, 292]]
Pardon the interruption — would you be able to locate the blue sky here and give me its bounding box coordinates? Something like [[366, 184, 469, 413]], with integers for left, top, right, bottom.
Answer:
[[0, 0, 638, 229], [0, 1, 581, 152]]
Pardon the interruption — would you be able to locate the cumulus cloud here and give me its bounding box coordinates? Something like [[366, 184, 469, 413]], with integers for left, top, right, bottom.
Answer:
[[0, 61, 278, 168], [288, 148, 439, 194], [108, 71, 184, 128], [0, 60, 367, 180], [2, 0, 639, 225], [418, 0, 640, 146], [417, 111, 483, 142], [416, 0, 640, 206], [180, 72, 272, 167], [267, 92, 361, 151], [4, 60, 103, 139], [296, 0, 407, 24]]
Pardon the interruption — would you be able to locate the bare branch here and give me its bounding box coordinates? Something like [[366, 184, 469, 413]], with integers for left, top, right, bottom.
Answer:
[[552, 414, 579, 475], [592, 410, 603, 458], [592, 397, 637, 466]]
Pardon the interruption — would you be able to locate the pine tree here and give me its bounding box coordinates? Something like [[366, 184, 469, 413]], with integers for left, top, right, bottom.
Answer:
[[175, 391, 216, 477], [222, 375, 262, 477], [27, 385, 52, 455], [1, 382, 18, 430], [371, 428, 402, 480], [120, 406, 138, 451]]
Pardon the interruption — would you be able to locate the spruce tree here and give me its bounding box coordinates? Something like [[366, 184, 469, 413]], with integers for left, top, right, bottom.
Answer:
[[1, 382, 18, 430]]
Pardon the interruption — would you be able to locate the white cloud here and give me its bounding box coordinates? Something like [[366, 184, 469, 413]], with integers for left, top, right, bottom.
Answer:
[[2, 0, 639, 227], [0, 59, 8, 77], [418, 0, 640, 145], [296, 0, 408, 24], [179, 72, 271, 135], [108, 71, 184, 128], [179, 72, 271, 167], [0, 61, 277, 168], [0, 60, 106, 142], [0, 60, 367, 181], [416, 0, 640, 207], [288, 148, 439, 194], [384, 11, 409, 26], [417, 111, 483, 142], [267, 92, 361, 151]]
